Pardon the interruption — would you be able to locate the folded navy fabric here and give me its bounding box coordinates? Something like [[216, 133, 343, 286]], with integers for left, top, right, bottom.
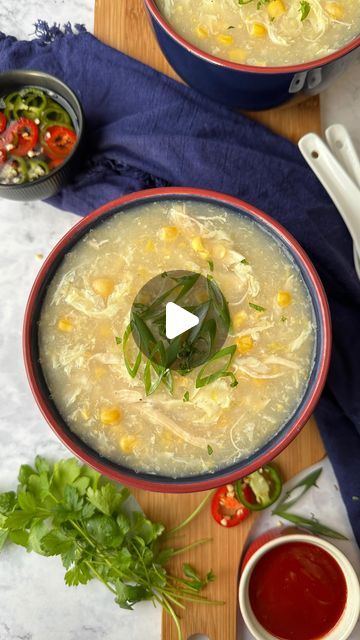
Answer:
[[1, 23, 359, 543]]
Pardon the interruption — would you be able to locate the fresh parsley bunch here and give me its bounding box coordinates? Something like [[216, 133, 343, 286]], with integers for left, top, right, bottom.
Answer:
[[0, 457, 216, 639]]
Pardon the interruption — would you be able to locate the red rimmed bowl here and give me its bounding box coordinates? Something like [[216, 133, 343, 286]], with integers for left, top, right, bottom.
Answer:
[[144, 0, 360, 110], [23, 187, 331, 492], [239, 530, 360, 640]]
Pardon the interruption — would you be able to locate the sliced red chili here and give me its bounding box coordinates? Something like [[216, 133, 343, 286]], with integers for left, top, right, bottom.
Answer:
[[0, 112, 7, 134], [48, 156, 65, 171], [43, 125, 77, 159], [211, 484, 250, 527], [7, 118, 39, 157]]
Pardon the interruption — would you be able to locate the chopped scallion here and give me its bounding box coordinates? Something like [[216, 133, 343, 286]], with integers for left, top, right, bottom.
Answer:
[[249, 302, 266, 312]]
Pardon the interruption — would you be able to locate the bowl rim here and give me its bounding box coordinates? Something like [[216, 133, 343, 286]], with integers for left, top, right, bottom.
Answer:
[[239, 533, 360, 640], [144, 0, 360, 75], [0, 69, 84, 190], [23, 187, 332, 493]]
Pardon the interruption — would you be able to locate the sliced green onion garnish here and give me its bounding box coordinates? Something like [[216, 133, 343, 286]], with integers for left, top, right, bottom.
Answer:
[[249, 302, 266, 312]]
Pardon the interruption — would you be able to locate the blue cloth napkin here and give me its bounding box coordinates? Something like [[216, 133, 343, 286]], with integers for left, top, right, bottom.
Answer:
[[1, 23, 359, 544]]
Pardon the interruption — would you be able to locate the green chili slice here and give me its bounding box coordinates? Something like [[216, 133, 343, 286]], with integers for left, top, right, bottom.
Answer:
[[27, 159, 50, 181], [41, 103, 72, 127], [235, 464, 283, 511]]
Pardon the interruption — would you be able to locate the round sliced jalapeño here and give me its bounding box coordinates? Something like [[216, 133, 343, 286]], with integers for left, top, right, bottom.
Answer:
[[235, 463, 282, 511]]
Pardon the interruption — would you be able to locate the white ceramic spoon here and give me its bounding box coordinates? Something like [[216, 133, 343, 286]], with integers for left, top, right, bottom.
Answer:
[[298, 128, 360, 279]]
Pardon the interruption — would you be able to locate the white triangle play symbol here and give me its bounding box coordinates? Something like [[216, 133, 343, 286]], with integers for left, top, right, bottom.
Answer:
[[165, 302, 199, 340]]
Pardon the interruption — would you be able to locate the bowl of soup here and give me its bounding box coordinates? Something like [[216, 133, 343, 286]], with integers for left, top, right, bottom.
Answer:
[[23, 187, 331, 492], [0, 70, 84, 201], [144, 0, 360, 109], [239, 532, 360, 640]]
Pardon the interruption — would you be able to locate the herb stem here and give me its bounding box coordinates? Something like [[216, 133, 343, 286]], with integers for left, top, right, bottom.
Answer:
[[70, 519, 96, 549], [84, 561, 117, 595], [166, 491, 214, 535], [171, 537, 212, 557]]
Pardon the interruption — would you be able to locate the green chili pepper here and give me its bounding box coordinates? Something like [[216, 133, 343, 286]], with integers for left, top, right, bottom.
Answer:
[[27, 159, 50, 181], [41, 102, 72, 127], [2, 157, 28, 184], [13, 89, 48, 120], [4, 91, 21, 120], [235, 464, 282, 511]]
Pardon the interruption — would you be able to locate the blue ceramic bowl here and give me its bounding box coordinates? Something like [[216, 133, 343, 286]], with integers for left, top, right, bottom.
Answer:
[[144, 0, 360, 110], [24, 188, 331, 493]]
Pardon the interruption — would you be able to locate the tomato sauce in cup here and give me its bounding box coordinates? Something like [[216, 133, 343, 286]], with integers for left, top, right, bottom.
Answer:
[[249, 540, 347, 640], [239, 533, 360, 640]]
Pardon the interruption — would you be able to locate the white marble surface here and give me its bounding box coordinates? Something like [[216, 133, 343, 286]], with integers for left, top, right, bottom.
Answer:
[[0, 3, 359, 640]]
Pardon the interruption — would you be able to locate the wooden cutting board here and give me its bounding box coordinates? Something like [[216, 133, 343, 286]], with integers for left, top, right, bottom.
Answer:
[[94, 3, 325, 639]]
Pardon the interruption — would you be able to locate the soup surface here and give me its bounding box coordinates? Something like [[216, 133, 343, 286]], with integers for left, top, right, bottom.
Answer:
[[156, 0, 360, 67], [39, 200, 315, 477]]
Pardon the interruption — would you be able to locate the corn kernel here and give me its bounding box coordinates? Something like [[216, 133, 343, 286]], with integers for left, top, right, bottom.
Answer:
[[92, 277, 114, 298], [120, 434, 137, 453], [267, 0, 286, 18], [195, 25, 209, 39], [160, 226, 178, 240], [277, 291, 292, 307], [95, 366, 106, 379], [250, 23, 267, 37], [324, 2, 344, 19], [191, 236, 205, 252], [229, 48, 247, 63], [236, 335, 254, 354], [57, 318, 73, 332], [232, 310, 247, 329], [216, 33, 234, 46], [212, 244, 227, 259], [100, 406, 121, 425], [145, 239, 155, 252]]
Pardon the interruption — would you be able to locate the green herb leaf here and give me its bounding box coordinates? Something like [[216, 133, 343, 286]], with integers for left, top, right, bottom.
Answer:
[[183, 391, 190, 402], [1, 456, 218, 637], [241, 258, 249, 265], [276, 511, 348, 540], [273, 468, 322, 513], [122, 322, 142, 378], [115, 336, 122, 345], [207, 445, 213, 456], [0, 491, 16, 515], [207, 259, 214, 272], [196, 344, 236, 388], [207, 277, 230, 330], [249, 302, 266, 312], [299, 0, 311, 20]]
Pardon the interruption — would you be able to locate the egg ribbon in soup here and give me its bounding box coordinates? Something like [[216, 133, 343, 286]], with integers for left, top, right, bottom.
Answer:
[[156, 0, 360, 67], [38, 200, 316, 477]]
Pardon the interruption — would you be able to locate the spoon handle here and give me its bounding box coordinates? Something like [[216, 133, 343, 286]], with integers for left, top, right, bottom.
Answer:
[[325, 124, 360, 188], [298, 132, 360, 267]]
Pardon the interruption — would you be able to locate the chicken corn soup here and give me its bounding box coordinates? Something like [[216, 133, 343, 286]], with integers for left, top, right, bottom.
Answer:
[[156, 0, 360, 67], [39, 200, 316, 477]]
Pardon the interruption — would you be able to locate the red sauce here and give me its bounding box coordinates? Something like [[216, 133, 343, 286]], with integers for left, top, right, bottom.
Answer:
[[249, 541, 347, 640]]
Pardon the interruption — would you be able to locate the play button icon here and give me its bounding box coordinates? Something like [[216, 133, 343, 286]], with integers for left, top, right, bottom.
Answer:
[[131, 270, 228, 371], [165, 302, 199, 340]]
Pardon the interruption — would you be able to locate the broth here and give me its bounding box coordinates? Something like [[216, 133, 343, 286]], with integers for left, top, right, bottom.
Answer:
[[39, 200, 316, 477], [156, 0, 360, 67]]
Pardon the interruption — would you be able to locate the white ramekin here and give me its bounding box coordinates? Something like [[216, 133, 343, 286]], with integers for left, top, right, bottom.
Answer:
[[239, 532, 360, 640]]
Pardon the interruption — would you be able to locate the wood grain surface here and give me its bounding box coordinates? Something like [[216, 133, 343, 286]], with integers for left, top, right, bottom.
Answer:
[[94, 2, 325, 638]]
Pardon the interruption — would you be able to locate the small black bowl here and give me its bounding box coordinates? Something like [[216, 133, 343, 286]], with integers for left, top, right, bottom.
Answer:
[[0, 69, 84, 201]]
